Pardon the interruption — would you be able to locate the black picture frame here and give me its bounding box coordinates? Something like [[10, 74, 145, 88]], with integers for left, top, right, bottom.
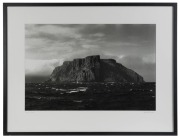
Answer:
[[3, 3, 177, 136]]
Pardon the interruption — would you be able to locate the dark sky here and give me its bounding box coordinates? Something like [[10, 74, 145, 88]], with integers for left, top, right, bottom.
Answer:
[[25, 24, 156, 82]]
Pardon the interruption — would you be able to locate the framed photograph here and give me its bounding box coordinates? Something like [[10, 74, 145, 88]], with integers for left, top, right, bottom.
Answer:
[[3, 3, 177, 135]]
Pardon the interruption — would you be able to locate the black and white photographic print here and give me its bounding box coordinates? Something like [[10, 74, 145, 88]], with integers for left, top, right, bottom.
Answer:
[[25, 24, 156, 110]]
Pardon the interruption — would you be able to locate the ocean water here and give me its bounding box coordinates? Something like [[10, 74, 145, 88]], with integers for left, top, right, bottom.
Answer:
[[25, 82, 155, 110]]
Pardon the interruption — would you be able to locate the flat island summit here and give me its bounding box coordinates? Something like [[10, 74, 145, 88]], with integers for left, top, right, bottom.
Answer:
[[48, 55, 144, 83]]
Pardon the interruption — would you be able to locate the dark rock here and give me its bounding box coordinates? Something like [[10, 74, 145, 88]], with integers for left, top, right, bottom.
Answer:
[[48, 55, 144, 83]]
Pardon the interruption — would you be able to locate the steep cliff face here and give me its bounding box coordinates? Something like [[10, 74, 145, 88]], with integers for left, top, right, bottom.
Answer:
[[49, 55, 144, 83]]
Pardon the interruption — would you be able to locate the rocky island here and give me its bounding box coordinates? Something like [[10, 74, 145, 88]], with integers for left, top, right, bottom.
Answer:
[[48, 55, 144, 83]]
